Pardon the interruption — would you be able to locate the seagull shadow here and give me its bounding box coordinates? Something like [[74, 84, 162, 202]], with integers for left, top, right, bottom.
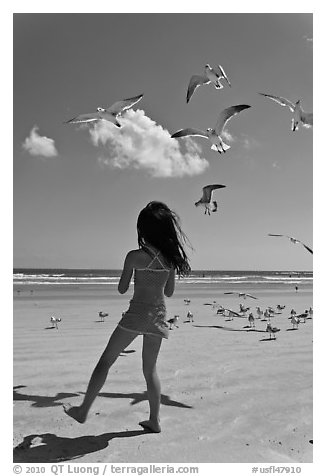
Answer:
[[286, 328, 298, 331], [13, 430, 146, 463], [192, 325, 265, 333], [259, 337, 277, 342], [44, 326, 58, 330], [97, 390, 193, 409], [13, 386, 79, 408]]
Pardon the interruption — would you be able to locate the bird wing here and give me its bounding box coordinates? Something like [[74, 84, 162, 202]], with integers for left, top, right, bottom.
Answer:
[[202, 184, 226, 201], [217, 64, 231, 86], [186, 75, 210, 103], [171, 128, 208, 139], [301, 111, 313, 127], [214, 104, 251, 134], [107, 94, 144, 115], [224, 292, 236, 295], [299, 242, 313, 254], [65, 112, 101, 124], [302, 244, 313, 254], [259, 93, 295, 111]]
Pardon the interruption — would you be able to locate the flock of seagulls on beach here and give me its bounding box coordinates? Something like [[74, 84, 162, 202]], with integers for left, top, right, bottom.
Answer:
[[46, 298, 313, 342], [201, 299, 313, 340]]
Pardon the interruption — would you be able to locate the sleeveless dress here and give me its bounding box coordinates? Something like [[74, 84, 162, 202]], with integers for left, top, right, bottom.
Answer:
[[117, 248, 171, 339]]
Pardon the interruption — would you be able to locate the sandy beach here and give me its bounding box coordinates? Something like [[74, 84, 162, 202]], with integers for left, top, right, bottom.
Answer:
[[13, 281, 313, 463]]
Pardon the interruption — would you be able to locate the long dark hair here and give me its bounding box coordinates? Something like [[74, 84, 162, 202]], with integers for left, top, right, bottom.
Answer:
[[137, 201, 191, 276]]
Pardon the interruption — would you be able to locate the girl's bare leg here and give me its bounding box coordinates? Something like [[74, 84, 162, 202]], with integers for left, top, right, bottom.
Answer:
[[139, 334, 163, 432], [64, 326, 137, 423]]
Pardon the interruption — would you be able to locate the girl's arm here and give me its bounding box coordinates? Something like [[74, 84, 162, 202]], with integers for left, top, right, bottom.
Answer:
[[164, 268, 175, 297], [118, 251, 134, 294]]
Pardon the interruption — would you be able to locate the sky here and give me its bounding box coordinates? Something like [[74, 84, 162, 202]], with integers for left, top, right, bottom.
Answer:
[[12, 9, 314, 271]]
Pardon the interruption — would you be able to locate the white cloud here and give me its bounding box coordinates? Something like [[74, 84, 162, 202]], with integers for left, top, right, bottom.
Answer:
[[88, 109, 209, 178], [22, 126, 58, 157]]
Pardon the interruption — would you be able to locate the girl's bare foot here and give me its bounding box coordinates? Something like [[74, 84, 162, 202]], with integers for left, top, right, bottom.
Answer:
[[139, 419, 161, 433], [63, 404, 87, 424]]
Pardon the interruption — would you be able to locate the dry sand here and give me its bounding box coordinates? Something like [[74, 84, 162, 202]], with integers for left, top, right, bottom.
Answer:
[[13, 284, 313, 463]]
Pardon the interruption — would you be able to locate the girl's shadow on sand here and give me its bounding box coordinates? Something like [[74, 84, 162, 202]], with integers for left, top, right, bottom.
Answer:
[[14, 386, 192, 410], [13, 386, 80, 408], [97, 390, 193, 409], [13, 430, 146, 463]]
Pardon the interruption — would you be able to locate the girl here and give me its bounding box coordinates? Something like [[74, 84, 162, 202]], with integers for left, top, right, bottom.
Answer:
[[64, 201, 191, 433]]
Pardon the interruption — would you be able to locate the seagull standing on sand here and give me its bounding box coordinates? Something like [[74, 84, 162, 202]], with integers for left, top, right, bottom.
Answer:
[[186, 311, 194, 322], [98, 311, 108, 322], [240, 303, 250, 314], [259, 93, 313, 131], [291, 315, 300, 329], [223, 309, 234, 321], [266, 323, 280, 339], [256, 306, 263, 319], [268, 234, 313, 254], [195, 184, 226, 215], [50, 316, 61, 329], [297, 311, 308, 323], [167, 315, 179, 330], [171, 104, 251, 154], [248, 313, 255, 328], [186, 64, 231, 103], [261, 310, 271, 322], [65, 94, 144, 127]]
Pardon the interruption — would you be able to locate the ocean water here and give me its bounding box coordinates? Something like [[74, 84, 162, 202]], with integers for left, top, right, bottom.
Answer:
[[13, 268, 312, 290]]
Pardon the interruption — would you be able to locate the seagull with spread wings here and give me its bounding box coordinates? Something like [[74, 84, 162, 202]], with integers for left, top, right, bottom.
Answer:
[[259, 93, 313, 131], [268, 234, 313, 254], [65, 93, 144, 127], [187, 64, 231, 103], [195, 184, 226, 215], [171, 104, 251, 153]]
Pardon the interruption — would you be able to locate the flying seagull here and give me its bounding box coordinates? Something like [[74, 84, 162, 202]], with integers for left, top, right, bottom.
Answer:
[[171, 104, 251, 153], [259, 93, 313, 131], [195, 184, 226, 215], [65, 93, 144, 127], [268, 234, 313, 254], [187, 64, 231, 103], [224, 292, 258, 300]]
